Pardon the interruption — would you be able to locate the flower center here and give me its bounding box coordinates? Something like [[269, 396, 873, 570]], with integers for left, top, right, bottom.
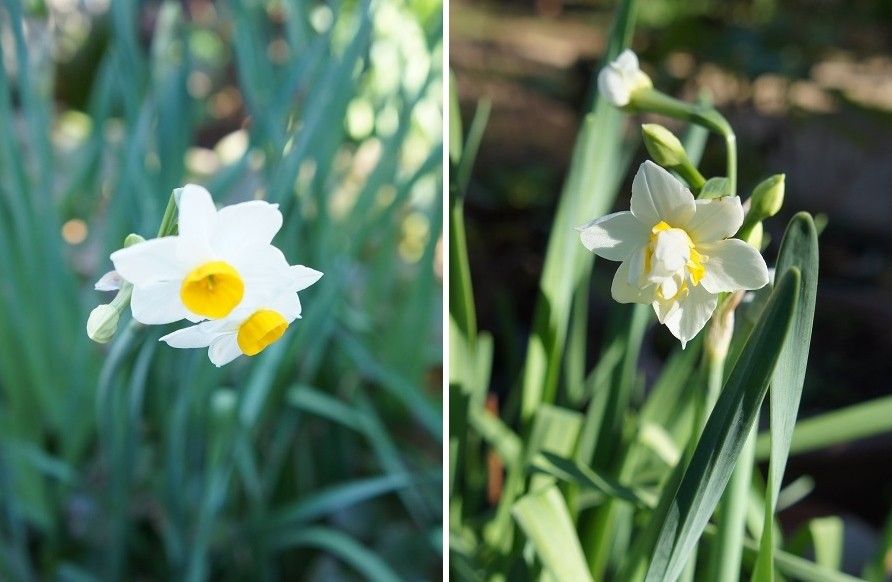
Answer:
[[647, 221, 707, 296], [237, 309, 288, 356], [180, 261, 244, 318]]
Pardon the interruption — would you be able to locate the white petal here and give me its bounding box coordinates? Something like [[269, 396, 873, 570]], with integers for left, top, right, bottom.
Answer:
[[613, 49, 639, 73], [269, 290, 302, 321], [130, 281, 190, 325], [684, 197, 744, 243], [598, 67, 631, 107], [698, 239, 770, 294], [160, 319, 233, 349], [95, 270, 124, 291], [110, 237, 183, 286], [160, 326, 214, 349], [611, 260, 654, 304], [210, 200, 283, 258], [630, 161, 696, 227], [232, 244, 294, 308], [177, 184, 217, 248], [663, 284, 718, 348], [291, 265, 323, 292], [626, 245, 648, 288], [660, 277, 680, 299], [578, 211, 647, 261], [653, 298, 680, 324], [649, 229, 690, 279], [208, 334, 243, 367]]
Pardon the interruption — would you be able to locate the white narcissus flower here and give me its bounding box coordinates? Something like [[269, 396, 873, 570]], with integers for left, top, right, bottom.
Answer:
[[597, 49, 653, 107], [110, 184, 287, 325], [578, 161, 769, 348], [159, 265, 323, 367]]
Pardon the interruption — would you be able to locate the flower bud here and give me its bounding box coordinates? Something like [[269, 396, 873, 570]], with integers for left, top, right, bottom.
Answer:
[[87, 304, 121, 344], [642, 124, 687, 168], [124, 233, 146, 247], [707, 291, 744, 363], [748, 174, 785, 222], [740, 221, 763, 250]]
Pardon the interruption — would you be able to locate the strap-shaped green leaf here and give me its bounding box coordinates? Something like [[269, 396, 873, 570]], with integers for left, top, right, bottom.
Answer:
[[644, 268, 801, 582], [753, 212, 819, 582], [513, 485, 593, 582]]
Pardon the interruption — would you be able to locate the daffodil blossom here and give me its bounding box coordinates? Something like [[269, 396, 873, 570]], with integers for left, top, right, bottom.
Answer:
[[579, 161, 769, 347], [110, 184, 288, 325], [597, 49, 653, 108], [159, 265, 323, 367]]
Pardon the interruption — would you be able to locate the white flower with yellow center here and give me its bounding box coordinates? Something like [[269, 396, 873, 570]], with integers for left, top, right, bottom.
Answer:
[[597, 49, 653, 108], [110, 184, 286, 325], [159, 265, 322, 367], [579, 161, 769, 347]]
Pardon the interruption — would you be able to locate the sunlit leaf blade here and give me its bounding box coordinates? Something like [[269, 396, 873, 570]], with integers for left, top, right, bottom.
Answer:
[[754, 212, 820, 582], [644, 268, 801, 582], [519, 0, 637, 423], [755, 395, 892, 459], [512, 485, 593, 582]]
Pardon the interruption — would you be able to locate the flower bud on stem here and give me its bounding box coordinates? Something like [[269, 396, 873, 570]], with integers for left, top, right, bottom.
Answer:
[[641, 123, 706, 191], [740, 174, 785, 232], [629, 88, 737, 196]]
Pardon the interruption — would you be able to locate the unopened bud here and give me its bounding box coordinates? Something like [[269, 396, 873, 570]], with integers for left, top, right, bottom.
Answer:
[[642, 124, 687, 168], [87, 304, 121, 344], [748, 174, 785, 222], [124, 233, 146, 247], [707, 292, 744, 362], [740, 221, 763, 250]]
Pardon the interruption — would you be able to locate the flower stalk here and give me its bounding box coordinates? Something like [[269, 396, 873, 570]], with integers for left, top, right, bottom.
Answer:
[[630, 89, 738, 196]]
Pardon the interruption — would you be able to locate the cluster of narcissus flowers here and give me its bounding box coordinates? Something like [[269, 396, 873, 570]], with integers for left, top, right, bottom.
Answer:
[[578, 161, 769, 347], [90, 184, 322, 366]]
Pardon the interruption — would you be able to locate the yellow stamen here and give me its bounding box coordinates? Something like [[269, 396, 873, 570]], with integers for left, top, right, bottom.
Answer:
[[237, 309, 288, 356], [652, 220, 672, 234], [180, 261, 244, 318], [688, 247, 707, 286]]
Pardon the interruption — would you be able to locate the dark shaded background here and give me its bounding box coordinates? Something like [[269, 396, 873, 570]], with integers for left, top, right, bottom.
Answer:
[[453, 0, 892, 559]]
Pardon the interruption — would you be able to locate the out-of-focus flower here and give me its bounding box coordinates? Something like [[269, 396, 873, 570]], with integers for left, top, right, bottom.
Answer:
[[159, 265, 322, 366], [578, 161, 769, 347], [597, 49, 652, 108], [110, 184, 286, 325]]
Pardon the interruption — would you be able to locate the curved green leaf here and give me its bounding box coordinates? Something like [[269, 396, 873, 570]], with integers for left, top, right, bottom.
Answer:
[[268, 526, 400, 582], [644, 268, 801, 582], [754, 212, 819, 582], [513, 485, 593, 582]]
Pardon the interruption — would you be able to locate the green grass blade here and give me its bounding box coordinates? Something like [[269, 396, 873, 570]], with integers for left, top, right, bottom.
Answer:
[[265, 472, 436, 530], [644, 268, 801, 582], [267, 526, 401, 582], [512, 485, 593, 582], [753, 212, 820, 582], [754, 395, 892, 459], [530, 452, 655, 507], [518, 0, 637, 424]]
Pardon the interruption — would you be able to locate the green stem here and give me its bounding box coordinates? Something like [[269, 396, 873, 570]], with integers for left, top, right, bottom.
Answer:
[[675, 158, 707, 192]]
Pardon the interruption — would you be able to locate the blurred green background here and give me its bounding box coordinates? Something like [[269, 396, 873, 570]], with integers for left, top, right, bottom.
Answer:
[[453, 0, 892, 573], [0, 0, 442, 579]]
